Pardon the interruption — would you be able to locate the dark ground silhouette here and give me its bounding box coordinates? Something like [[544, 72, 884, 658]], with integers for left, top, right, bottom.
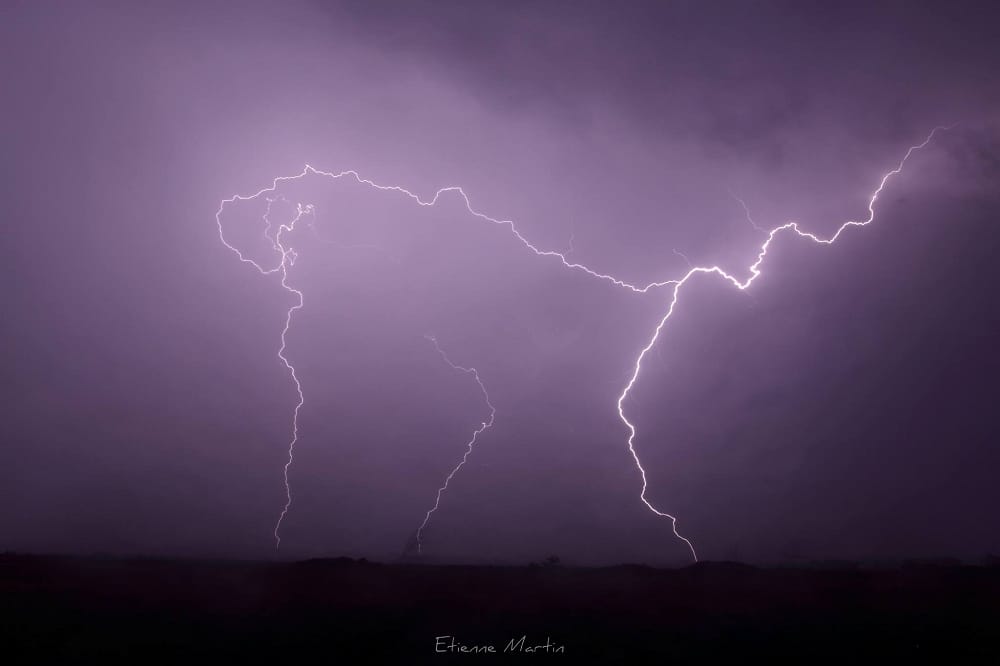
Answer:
[[3, 553, 998, 662]]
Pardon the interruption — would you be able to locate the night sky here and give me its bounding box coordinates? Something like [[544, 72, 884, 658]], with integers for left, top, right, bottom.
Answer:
[[3, 1, 998, 565]]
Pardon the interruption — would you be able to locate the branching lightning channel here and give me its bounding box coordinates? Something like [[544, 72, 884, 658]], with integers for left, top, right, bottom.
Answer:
[[614, 126, 949, 562], [220, 166, 683, 294], [216, 197, 311, 548], [217, 125, 948, 557], [416, 336, 496, 555]]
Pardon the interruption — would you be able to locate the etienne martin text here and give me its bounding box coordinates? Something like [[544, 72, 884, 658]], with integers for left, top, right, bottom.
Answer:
[[435, 635, 565, 654]]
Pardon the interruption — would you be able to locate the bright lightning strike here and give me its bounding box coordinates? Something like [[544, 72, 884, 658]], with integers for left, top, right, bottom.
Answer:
[[217, 126, 949, 558], [416, 336, 496, 555], [216, 197, 312, 548], [614, 126, 950, 562]]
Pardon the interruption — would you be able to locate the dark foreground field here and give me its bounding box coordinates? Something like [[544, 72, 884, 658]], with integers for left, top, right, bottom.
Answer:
[[2, 553, 998, 663]]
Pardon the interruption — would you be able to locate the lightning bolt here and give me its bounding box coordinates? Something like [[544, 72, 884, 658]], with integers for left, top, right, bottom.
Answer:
[[615, 125, 950, 562], [416, 336, 496, 555], [216, 197, 311, 548], [217, 125, 949, 558]]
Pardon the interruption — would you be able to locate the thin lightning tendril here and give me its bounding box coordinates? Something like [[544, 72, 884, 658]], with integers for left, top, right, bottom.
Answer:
[[729, 189, 768, 234], [217, 126, 948, 557], [416, 336, 496, 555]]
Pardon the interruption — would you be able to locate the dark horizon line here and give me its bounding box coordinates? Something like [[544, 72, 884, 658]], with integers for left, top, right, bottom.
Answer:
[[4, 550, 997, 571]]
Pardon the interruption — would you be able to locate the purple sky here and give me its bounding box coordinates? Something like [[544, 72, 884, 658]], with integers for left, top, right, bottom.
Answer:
[[3, 1, 999, 565]]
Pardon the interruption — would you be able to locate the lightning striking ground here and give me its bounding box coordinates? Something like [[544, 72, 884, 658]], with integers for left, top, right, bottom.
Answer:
[[416, 336, 496, 555], [614, 126, 949, 562], [217, 126, 948, 557], [216, 198, 311, 548]]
